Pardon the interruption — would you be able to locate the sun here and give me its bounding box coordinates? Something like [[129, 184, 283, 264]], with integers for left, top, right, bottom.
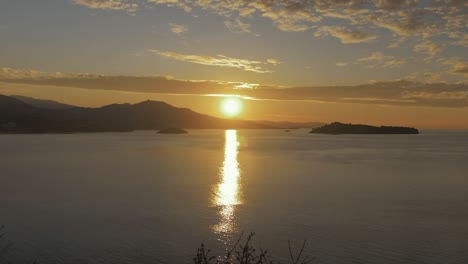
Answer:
[[221, 97, 243, 117]]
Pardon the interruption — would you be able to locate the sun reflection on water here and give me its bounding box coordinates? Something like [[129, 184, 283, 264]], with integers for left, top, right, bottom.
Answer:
[[212, 130, 242, 242]]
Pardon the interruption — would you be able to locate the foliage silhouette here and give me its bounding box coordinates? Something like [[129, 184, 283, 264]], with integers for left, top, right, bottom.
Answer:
[[1, 227, 313, 264], [193, 232, 315, 264], [0, 225, 12, 263]]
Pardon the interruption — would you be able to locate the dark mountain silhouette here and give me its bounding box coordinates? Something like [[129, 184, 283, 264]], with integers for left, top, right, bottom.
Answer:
[[0, 95, 270, 133], [310, 122, 419, 134], [0, 95, 38, 114], [11, 95, 77, 109]]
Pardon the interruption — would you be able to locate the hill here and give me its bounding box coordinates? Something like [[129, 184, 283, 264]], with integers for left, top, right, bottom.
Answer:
[[0, 95, 270, 133], [11, 95, 77, 109]]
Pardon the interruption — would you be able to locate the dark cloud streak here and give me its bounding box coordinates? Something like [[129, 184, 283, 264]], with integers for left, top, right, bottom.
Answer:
[[1, 75, 467, 108]]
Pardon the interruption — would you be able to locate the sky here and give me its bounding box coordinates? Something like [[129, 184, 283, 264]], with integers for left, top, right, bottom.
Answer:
[[0, 0, 467, 128]]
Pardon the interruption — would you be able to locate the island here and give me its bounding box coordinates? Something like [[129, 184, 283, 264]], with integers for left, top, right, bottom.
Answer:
[[310, 122, 419, 134], [157, 127, 188, 134]]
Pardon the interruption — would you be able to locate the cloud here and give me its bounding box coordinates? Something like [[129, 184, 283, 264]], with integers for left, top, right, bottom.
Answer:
[[402, 91, 468, 101], [147, 0, 323, 32], [336, 62, 348, 67], [147, 50, 274, 73], [1, 68, 467, 108], [442, 58, 468, 77], [266, 59, 282, 65], [414, 41, 443, 56], [451, 63, 468, 76], [169, 23, 188, 35], [72, 0, 138, 12], [423, 72, 442, 83], [147, 0, 191, 12], [0, 67, 76, 79], [71, 1, 467, 43], [224, 18, 251, 33], [70, 1, 466, 64], [315, 26, 377, 44], [451, 34, 468, 47], [432, 0, 468, 7], [355, 52, 406, 68], [376, 0, 419, 12], [358, 52, 390, 62]]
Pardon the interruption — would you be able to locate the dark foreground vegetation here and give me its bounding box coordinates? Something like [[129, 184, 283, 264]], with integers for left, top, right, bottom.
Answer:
[[0, 225, 11, 263], [1, 227, 313, 264], [194, 233, 314, 264], [310, 122, 419, 134]]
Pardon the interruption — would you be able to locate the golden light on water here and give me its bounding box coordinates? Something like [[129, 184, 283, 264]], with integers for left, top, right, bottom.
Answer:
[[212, 130, 242, 239]]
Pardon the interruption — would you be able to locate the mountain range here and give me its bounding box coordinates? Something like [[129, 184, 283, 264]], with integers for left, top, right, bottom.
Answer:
[[0, 95, 323, 133]]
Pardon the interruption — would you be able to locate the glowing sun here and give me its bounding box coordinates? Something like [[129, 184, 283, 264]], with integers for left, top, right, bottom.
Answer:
[[221, 97, 243, 117]]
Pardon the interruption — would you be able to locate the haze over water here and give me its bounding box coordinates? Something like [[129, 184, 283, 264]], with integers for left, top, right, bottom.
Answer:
[[1, 129, 468, 264]]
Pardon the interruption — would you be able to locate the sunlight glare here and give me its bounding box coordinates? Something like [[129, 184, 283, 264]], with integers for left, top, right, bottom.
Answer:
[[221, 98, 243, 117]]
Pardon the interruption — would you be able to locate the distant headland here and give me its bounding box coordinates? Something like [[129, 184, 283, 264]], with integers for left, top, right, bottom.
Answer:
[[0, 95, 273, 133], [0, 94, 323, 133], [310, 122, 419, 134], [157, 127, 188, 134]]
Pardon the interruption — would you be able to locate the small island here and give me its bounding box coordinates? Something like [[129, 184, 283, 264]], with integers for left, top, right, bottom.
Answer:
[[157, 127, 188, 134], [310, 122, 419, 134]]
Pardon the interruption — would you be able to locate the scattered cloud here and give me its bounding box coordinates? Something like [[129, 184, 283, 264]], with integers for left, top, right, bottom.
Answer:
[[450, 63, 468, 76], [402, 91, 468, 101], [70, 0, 468, 74], [336, 62, 348, 67], [147, 50, 274, 73], [168, 23, 188, 35], [424, 72, 442, 83], [376, 0, 419, 12], [224, 18, 251, 33], [414, 41, 443, 56], [442, 58, 468, 77], [266, 59, 282, 66], [451, 34, 468, 47], [0, 67, 76, 79], [147, 0, 191, 12], [355, 52, 406, 68], [72, 0, 138, 12], [358, 52, 390, 62], [315, 26, 377, 44]]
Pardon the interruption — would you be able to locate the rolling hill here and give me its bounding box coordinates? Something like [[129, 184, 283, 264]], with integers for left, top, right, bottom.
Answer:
[[0, 95, 270, 133]]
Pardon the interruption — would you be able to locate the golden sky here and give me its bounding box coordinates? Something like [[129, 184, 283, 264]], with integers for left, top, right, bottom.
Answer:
[[0, 0, 467, 128]]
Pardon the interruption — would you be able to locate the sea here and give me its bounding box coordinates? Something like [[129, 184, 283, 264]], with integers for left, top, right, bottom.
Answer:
[[1, 129, 467, 264]]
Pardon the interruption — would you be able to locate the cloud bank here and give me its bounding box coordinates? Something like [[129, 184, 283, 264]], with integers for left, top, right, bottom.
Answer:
[[1, 68, 467, 108]]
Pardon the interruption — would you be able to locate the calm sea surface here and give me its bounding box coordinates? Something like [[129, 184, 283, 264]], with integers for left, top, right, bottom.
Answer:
[[1, 129, 467, 264]]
